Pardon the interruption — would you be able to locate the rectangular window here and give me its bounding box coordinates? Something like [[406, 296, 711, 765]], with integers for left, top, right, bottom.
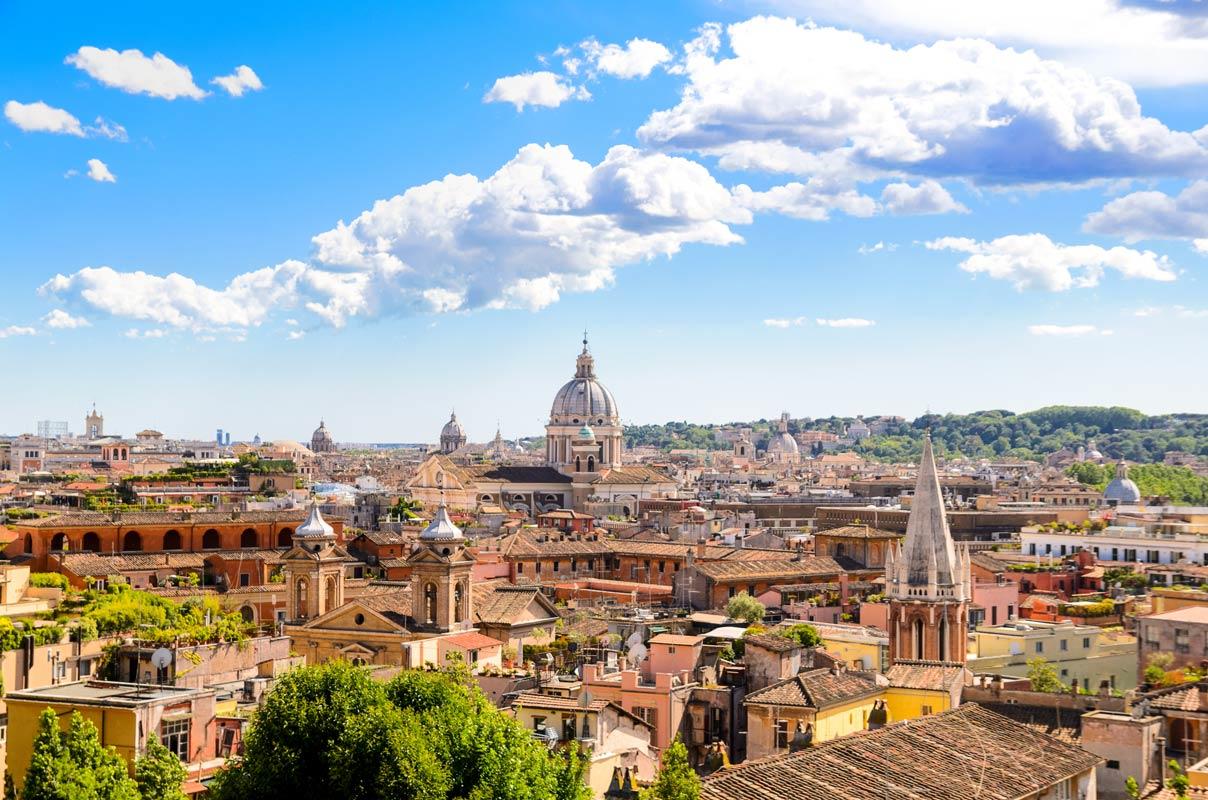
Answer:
[[1060, 639, 1068, 651], [239, 573, 250, 587], [775, 719, 790, 749], [1035, 641, 1044, 653], [516, 563, 524, 574], [1083, 637, 1091, 649], [161, 718, 190, 761], [659, 561, 666, 574], [921, 705, 932, 715], [79, 659, 92, 677], [533, 715, 546, 732], [1106, 760, 1120, 770], [552, 561, 560, 573]]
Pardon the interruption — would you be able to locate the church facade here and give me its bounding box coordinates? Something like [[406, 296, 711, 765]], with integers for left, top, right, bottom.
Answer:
[[406, 337, 676, 516]]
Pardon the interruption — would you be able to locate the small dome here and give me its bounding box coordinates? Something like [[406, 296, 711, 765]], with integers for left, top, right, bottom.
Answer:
[[441, 413, 466, 439], [767, 431, 800, 455], [1104, 463, 1141, 504], [421, 501, 463, 541], [577, 425, 596, 441], [295, 503, 335, 539]]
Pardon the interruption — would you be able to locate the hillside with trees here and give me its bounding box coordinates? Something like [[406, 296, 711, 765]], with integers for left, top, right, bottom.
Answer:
[[620, 407, 1208, 463]]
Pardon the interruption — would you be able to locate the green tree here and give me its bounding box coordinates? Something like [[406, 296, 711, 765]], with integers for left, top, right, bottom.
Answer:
[[1124, 775, 1140, 799], [552, 742, 592, 800], [725, 593, 766, 624], [1026, 657, 1065, 693], [210, 661, 567, 800], [778, 623, 822, 648], [1169, 759, 1190, 799], [22, 709, 139, 800], [134, 736, 186, 800], [642, 737, 700, 800]]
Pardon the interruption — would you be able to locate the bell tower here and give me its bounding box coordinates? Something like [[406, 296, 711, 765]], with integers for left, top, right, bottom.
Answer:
[[407, 497, 475, 632], [282, 503, 347, 622], [885, 434, 971, 664]]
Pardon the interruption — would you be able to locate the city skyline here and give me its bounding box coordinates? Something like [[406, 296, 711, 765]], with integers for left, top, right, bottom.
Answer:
[[4, 1, 1208, 439]]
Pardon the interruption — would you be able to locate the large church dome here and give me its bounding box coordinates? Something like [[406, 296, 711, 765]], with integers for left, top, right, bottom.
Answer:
[[441, 413, 465, 441], [550, 339, 619, 423], [1104, 462, 1141, 505]]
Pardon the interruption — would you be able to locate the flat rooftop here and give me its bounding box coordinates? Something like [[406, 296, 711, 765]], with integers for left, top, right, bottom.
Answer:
[[6, 680, 212, 708]]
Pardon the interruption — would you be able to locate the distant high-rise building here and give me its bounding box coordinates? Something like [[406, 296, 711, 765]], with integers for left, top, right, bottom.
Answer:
[[216, 428, 224, 445], [84, 405, 104, 439], [224, 432, 231, 446], [35, 420, 69, 440]]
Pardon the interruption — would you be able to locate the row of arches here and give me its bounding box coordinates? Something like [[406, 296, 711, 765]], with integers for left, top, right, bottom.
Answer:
[[38, 527, 296, 554]]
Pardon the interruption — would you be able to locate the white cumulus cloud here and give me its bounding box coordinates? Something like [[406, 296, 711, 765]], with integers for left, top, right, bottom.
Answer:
[[1027, 324, 1101, 336], [4, 100, 84, 136], [43, 309, 90, 329], [0, 325, 36, 338], [881, 180, 968, 215], [769, 0, 1208, 88], [86, 158, 116, 183], [1084, 180, 1208, 243], [211, 65, 263, 97], [858, 241, 897, 255], [42, 143, 751, 334], [638, 17, 1208, 186], [816, 318, 876, 328], [483, 71, 589, 110], [925, 233, 1176, 291], [66, 46, 207, 100], [582, 37, 673, 79], [763, 317, 807, 328]]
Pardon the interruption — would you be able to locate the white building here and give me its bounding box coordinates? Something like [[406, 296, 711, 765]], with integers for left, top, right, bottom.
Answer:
[[1021, 522, 1208, 566]]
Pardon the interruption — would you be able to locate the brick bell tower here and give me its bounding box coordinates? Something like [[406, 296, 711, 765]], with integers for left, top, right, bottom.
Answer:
[[885, 434, 971, 665], [407, 496, 475, 632]]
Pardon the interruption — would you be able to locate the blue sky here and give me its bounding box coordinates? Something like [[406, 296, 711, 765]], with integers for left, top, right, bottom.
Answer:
[[3, 0, 1207, 443]]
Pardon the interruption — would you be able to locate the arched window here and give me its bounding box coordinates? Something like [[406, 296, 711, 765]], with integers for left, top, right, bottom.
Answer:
[[239, 606, 255, 623], [295, 578, 309, 618], [82, 532, 100, 552], [324, 576, 337, 614], [162, 530, 182, 550], [454, 582, 465, 623], [575, 456, 582, 472], [912, 618, 924, 660], [23, 534, 32, 554], [587, 456, 595, 472], [51, 533, 69, 551], [278, 529, 293, 547], [122, 530, 142, 552], [240, 528, 258, 548], [202, 529, 220, 550], [424, 583, 438, 625], [938, 617, 948, 661]]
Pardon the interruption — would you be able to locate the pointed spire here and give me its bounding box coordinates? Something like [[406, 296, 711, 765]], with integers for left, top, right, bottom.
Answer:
[[898, 434, 959, 591]]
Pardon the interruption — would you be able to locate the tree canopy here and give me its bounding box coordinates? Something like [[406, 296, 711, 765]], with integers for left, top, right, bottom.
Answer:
[[1067, 462, 1208, 505], [642, 737, 700, 800], [20, 709, 139, 800], [208, 661, 589, 800], [725, 593, 766, 624]]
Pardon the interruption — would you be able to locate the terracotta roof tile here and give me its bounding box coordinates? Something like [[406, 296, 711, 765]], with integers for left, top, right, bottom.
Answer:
[[744, 668, 881, 710], [703, 704, 1100, 800]]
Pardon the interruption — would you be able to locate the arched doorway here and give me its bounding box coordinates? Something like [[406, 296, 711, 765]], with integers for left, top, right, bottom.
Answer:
[[454, 582, 466, 623], [239, 605, 255, 623], [122, 531, 142, 552], [295, 578, 309, 618], [278, 529, 293, 547], [82, 532, 100, 552], [202, 529, 220, 550], [23, 534, 32, 554], [324, 576, 337, 614], [51, 533, 69, 551], [162, 530, 182, 550], [424, 583, 438, 625], [240, 528, 257, 548]]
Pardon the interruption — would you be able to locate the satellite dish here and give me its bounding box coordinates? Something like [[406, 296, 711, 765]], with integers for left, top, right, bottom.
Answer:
[[150, 648, 172, 670], [625, 631, 644, 649], [629, 643, 648, 664], [543, 652, 554, 664]]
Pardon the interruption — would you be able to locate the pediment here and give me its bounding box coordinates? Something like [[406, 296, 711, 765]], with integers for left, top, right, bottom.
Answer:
[[303, 599, 408, 634]]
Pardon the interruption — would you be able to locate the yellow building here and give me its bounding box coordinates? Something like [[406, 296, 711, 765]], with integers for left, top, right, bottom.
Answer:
[[1151, 586, 1208, 615], [808, 621, 889, 672], [968, 618, 1137, 691], [882, 661, 967, 722], [743, 667, 883, 759], [5, 680, 216, 792]]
